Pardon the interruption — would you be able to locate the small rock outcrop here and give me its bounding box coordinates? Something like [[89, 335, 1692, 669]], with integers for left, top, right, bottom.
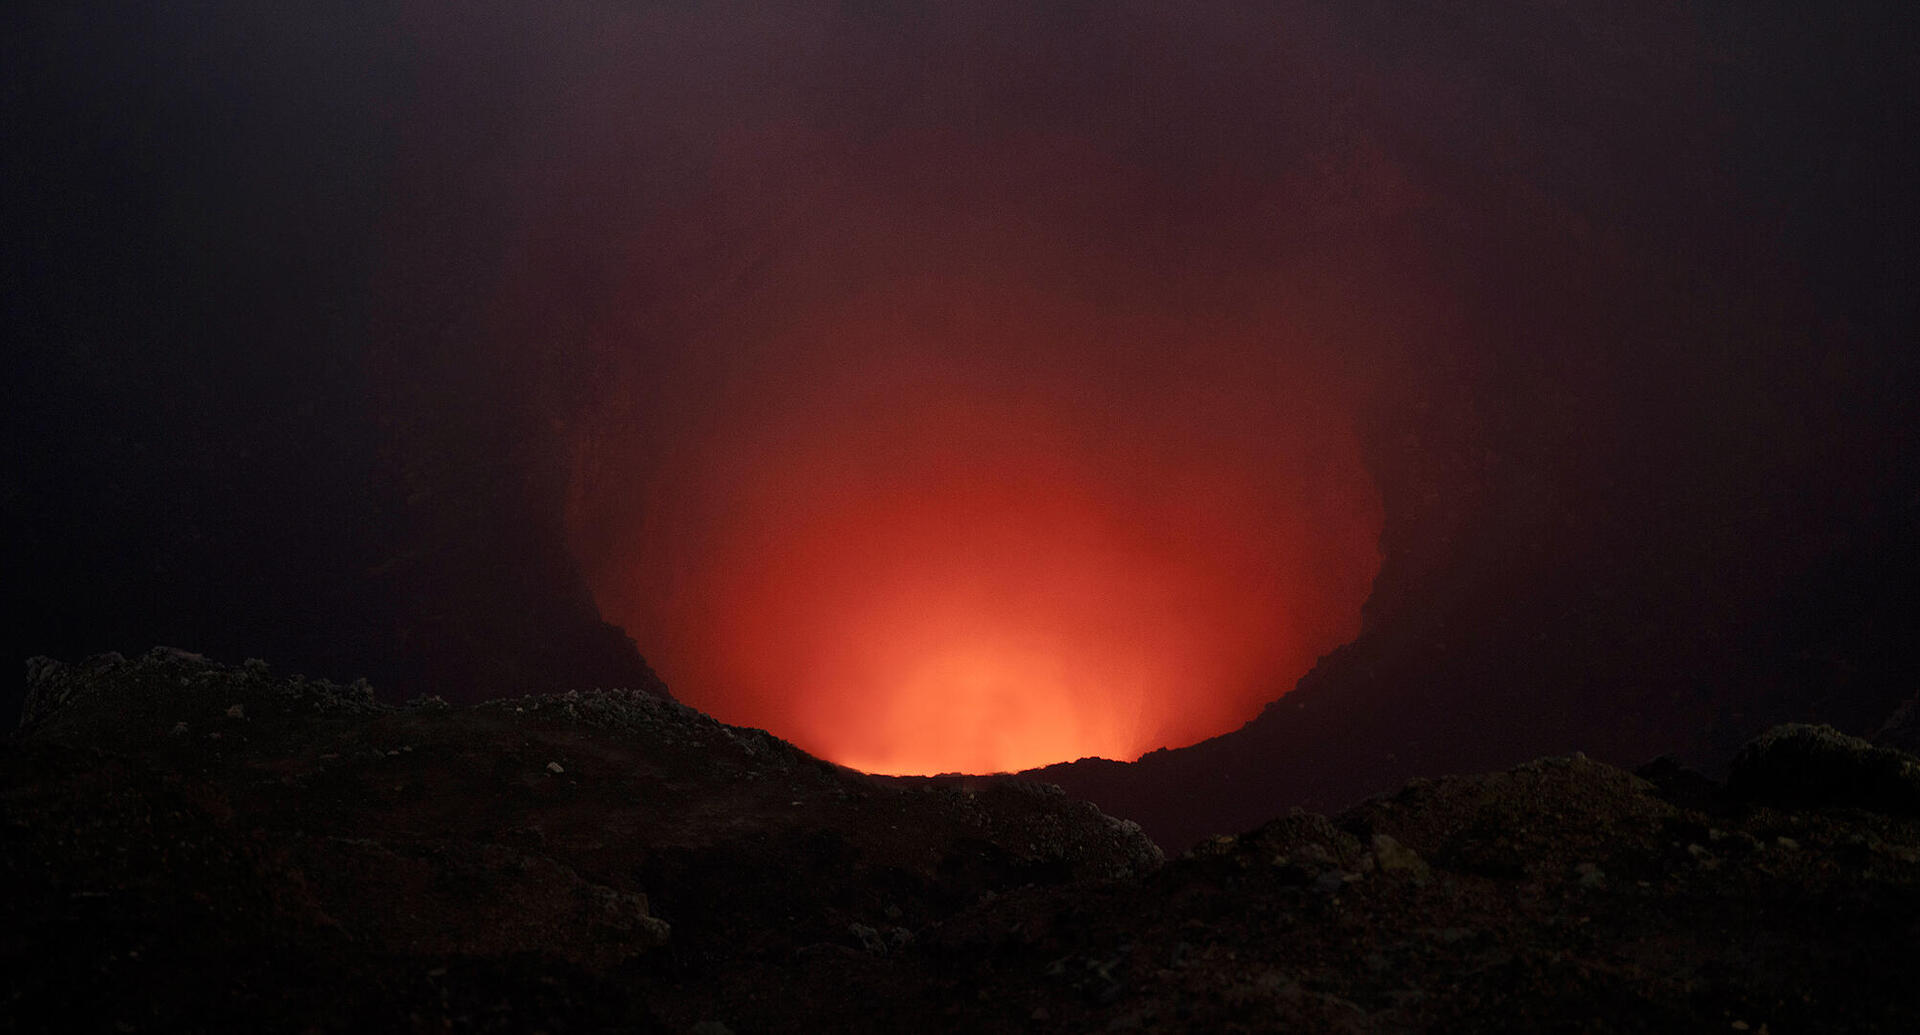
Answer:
[[1875, 693, 1920, 755], [1728, 722, 1920, 815]]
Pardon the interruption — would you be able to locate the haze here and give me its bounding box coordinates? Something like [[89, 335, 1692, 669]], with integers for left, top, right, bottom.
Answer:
[[10, 2, 1918, 801]]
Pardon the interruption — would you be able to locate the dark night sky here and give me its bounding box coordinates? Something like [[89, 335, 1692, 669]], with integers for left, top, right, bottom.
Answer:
[[7, 3, 1919, 784]]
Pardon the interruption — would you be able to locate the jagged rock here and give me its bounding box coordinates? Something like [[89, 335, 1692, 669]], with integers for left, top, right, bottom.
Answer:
[[849, 922, 888, 955], [1728, 723, 1920, 815], [1369, 833, 1430, 882], [6, 649, 1165, 1031], [1874, 694, 1920, 755], [20, 648, 384, 743], [1229, 810, 1366, 871], [7, 652, 1920, 1033], [1634, 755, 1721, 811]]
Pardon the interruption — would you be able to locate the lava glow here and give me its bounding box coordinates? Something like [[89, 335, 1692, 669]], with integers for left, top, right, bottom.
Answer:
[[567, 291, 1384, 775], [493, 4, 1403, 776]]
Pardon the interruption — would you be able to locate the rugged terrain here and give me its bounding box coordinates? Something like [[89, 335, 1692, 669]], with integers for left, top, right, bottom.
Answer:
[[6, 650, 1919, 1032]]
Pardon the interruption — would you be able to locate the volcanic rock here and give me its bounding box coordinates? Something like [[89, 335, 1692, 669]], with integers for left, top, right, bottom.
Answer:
[[6, 651, 1920, 1032], [1728, 723, 1920, 815], [1875, 692, 1920, 755]]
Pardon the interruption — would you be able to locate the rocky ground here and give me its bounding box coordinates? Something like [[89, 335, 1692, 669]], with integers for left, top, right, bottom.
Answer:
[[5, 650, 1918, 1032]]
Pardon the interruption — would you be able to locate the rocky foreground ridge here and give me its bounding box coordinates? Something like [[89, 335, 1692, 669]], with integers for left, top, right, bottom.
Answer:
[[5, 650, 1918, 1032]]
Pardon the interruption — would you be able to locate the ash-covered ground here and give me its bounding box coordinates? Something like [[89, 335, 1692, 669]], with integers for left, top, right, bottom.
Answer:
[[5, 650, 1918, 1033]]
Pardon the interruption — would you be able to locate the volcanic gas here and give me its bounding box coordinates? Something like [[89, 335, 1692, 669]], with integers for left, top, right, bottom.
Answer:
[[564, 264, 1383, 774], [475, 8, 1412, 776]]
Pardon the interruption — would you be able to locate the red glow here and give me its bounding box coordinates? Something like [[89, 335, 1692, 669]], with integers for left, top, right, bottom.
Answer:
[[505, 18, 1402, 773], [567, 284, 1383, 775]]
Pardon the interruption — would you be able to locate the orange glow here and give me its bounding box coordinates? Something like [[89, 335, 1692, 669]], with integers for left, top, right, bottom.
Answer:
[[549, 111, 1395, 775], [567, 284, 1384, 774]]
